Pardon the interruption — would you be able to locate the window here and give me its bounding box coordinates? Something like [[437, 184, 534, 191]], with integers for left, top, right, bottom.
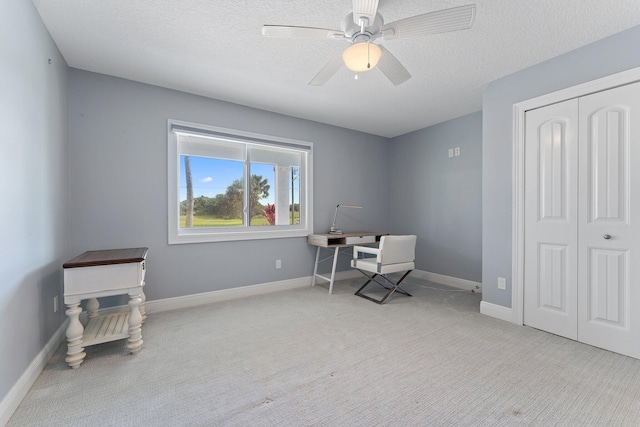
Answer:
[[168, 120, 313, 244]]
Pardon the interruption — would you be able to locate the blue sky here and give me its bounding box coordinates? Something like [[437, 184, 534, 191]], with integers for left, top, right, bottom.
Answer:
[[179, 156, 288, 204]]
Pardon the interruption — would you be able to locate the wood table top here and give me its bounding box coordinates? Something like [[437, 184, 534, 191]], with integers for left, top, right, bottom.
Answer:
[[63, 247, 148, 268]]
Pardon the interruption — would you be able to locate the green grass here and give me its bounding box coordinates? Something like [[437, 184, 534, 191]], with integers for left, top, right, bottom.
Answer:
[[180, 216, 242, 227], [179, 213, 299, 228]]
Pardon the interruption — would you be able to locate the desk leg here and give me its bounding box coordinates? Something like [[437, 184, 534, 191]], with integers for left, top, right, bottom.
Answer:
[[328, 247, 339, 295], [126, 292, 143, 355], [312, 246, 321, 287], [65, 303, 86, 369]]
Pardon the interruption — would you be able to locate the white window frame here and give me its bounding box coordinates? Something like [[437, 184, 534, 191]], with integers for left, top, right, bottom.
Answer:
[[168, 119, 313, 244]]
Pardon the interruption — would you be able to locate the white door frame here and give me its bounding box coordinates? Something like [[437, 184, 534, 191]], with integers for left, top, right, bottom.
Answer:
[[511, 66, 640, 325]]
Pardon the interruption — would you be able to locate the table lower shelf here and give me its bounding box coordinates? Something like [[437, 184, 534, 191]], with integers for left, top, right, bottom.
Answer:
[[83, 312, 130, 347]]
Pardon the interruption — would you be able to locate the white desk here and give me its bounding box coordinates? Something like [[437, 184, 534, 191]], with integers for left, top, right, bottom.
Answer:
[[308, 232, 386, 294], [63, 247, 147, 369]]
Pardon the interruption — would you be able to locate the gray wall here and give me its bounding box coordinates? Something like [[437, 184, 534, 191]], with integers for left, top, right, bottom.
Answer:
[[482, 25, 640, 307], [67, 70, 390, 302], [389, 112, 482, 282], [0, 0, 69, 401]]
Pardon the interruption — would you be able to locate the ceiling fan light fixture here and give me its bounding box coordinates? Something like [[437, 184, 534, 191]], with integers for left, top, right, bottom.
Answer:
[[342, 42, 382, 72]]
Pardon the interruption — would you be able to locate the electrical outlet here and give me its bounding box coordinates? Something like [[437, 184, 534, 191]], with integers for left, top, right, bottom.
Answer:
[[276, 259, 282, 269], [53, 295, 59, 313], [448, 148, 454, 158], [454, 147, 461, 156], [498, 277, 506, 290]]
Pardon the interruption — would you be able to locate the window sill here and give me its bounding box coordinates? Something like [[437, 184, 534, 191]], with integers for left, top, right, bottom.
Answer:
[[168, 227, 312, 244]]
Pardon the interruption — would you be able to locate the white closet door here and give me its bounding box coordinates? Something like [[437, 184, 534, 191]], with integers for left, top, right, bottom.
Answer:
[[577, 82, 640, 359], [524, 99, 579, 340]]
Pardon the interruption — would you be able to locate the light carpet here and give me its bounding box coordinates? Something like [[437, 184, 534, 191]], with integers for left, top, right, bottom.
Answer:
[[8, 278, 640, 426]]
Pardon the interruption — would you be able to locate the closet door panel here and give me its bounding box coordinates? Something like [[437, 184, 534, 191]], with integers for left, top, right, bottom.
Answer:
[[587, 248, 627, 326], [578, 82, 640, 359], [588, 107, 627, 223], [524, 99, 579, 340]]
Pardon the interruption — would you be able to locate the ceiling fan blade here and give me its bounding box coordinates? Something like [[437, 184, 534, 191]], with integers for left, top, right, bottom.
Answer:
[[309, 54, 344, 86], [262, 25, 345, 39], [381, 4, 476, 40], [352, 0, 380, 25], [376, 46, 411, 86]]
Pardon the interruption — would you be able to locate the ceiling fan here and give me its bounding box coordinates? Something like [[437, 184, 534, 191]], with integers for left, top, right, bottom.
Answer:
[[262, 1, 476, 86]]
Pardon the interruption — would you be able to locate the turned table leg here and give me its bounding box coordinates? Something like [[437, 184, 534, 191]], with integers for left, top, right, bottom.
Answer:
[[65, 302, 86, 369], [86, 297, 99, 319], [126, 293, 143, 354], [139, 287, 146, 324]]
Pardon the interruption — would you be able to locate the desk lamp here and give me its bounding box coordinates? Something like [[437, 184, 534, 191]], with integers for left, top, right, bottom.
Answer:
[[329, 204, 362, 234]]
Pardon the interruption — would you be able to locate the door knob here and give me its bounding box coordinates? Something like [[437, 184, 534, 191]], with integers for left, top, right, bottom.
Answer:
[[603, 234, 612, 240]]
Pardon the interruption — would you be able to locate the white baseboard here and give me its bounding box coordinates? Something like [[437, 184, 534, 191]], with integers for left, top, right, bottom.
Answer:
[[0, 319, 68, 427], [81, 273, 367, 318], [145, 276, 312, 314], [411, 270, 482, 292], [480, 301, 514, 323]]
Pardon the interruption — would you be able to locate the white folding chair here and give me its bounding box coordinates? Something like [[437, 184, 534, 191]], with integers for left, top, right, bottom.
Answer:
[[351, 235, 417, 304]]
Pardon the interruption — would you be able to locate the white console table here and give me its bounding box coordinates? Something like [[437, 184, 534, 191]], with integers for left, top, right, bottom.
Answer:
[[63, 247, 147, 369]]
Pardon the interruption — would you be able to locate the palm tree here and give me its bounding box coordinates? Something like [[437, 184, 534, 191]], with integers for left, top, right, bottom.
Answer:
[[184, 156, 194, 227], [250, 175, 270, 217], [223, 174, 270, 222]]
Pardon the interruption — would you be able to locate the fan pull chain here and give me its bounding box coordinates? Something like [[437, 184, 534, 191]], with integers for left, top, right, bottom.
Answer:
[[358, 18, 372, 70]]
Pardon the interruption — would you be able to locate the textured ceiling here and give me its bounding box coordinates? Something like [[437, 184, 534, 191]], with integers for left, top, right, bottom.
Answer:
[[35, 0, 640, 138]]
